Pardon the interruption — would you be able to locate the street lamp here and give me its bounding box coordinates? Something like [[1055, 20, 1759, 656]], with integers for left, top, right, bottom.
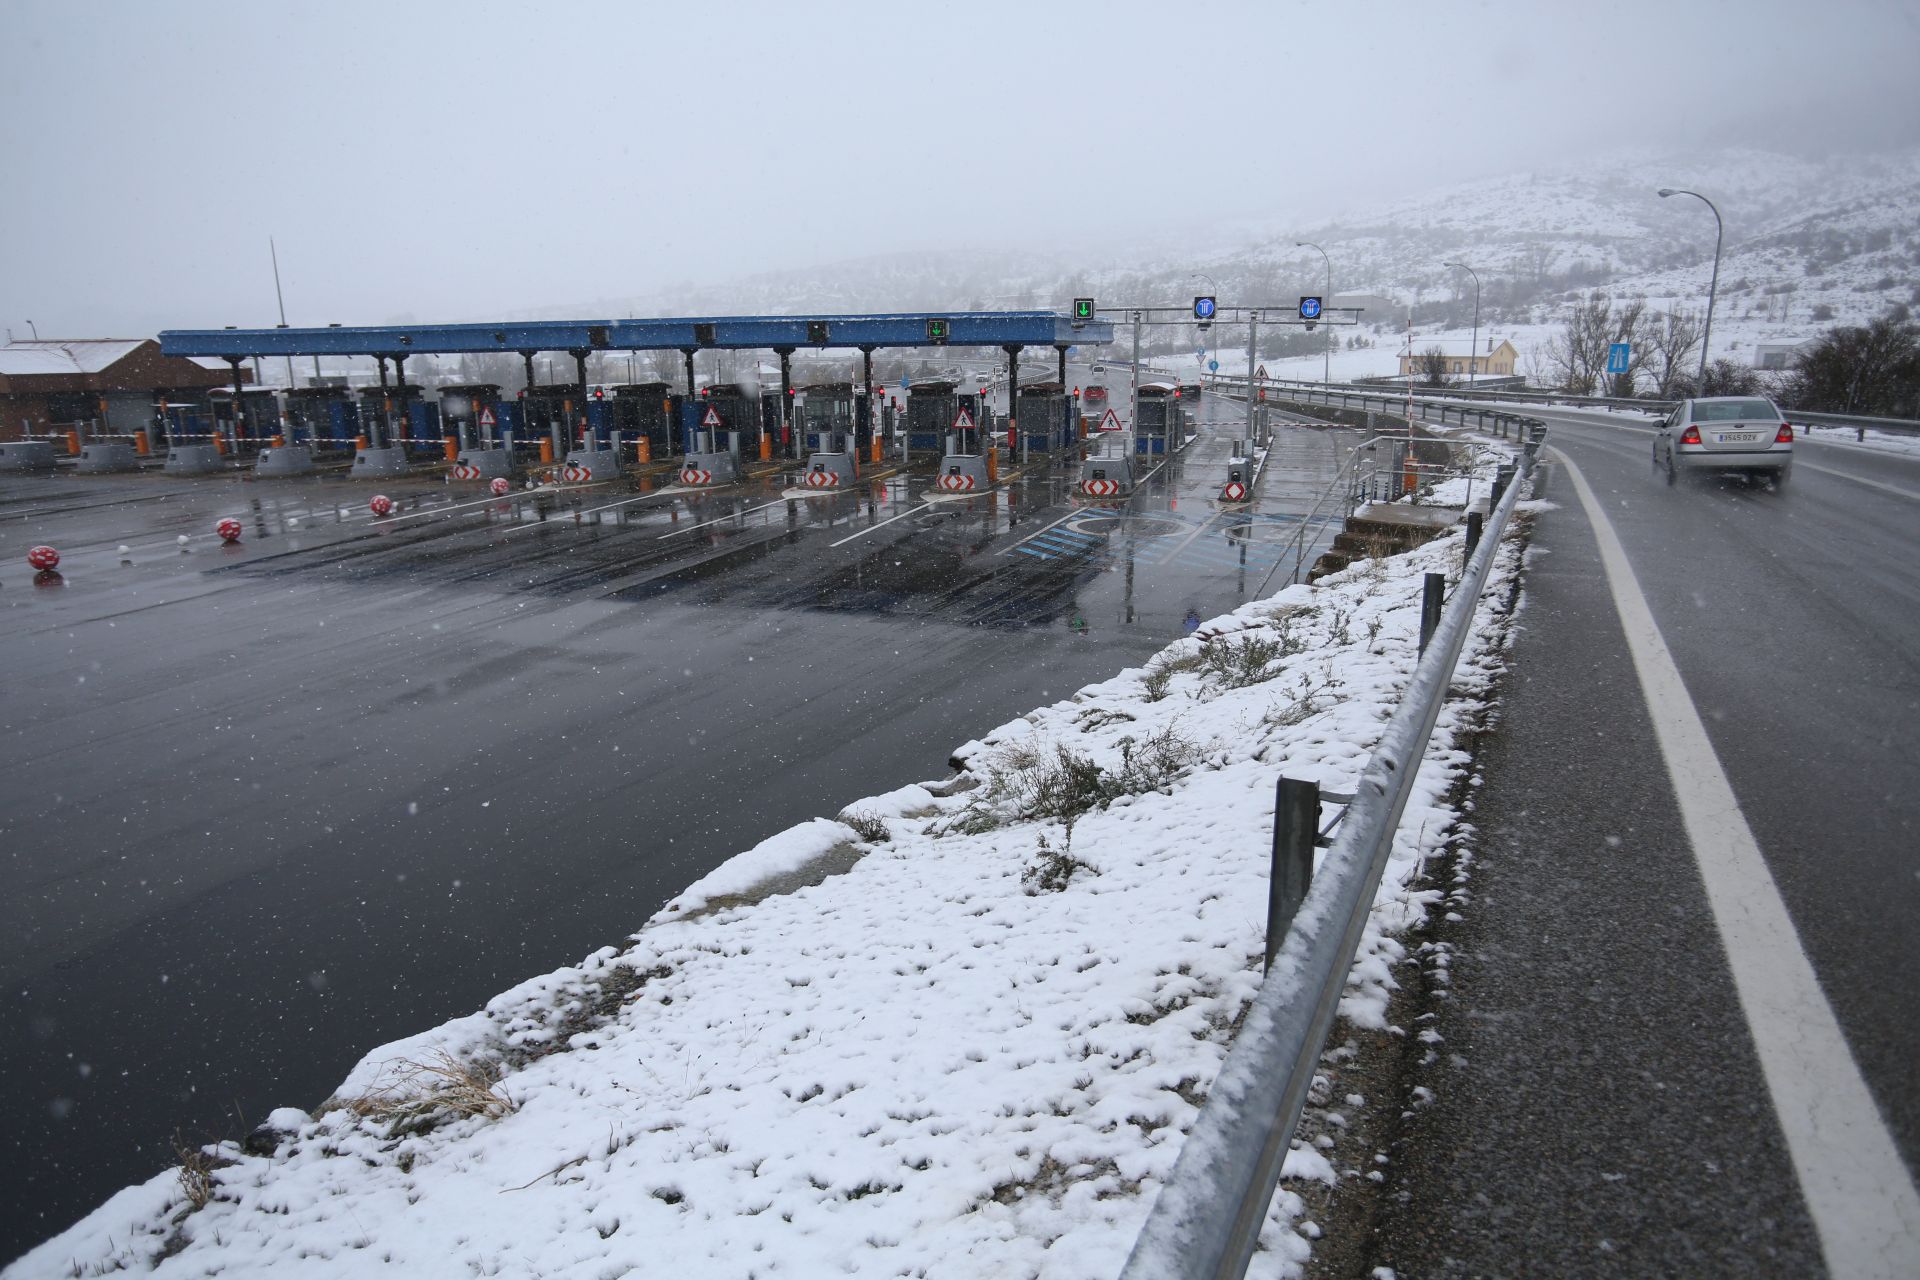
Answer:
[[1296, 242, 1332, 384], [1443, 262, 1481, 384], [1658, 187, 1723, 390]]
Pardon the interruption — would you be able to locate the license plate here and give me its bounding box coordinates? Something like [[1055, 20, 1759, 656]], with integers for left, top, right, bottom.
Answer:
[[1717, 432, 1759, 443]]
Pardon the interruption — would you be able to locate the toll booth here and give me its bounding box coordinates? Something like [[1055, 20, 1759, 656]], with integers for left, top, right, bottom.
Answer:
[[800, 382, 855, 454], [1014, 382, 1073, 456], [282, 386, 359, 451], [907, 382, 987, 456], [1134, 384, 1180, 456], [438, 384, 503, 450], [694, 386, 756, 455], [441, 384, 512, 481], [353, 384, 433, 451], [208, 387, 280, 452], [612, 382, 674, 462], [521, 384, 587, 459], [160, 399, 226, 474], [558, 390, 620, 483], [351, 384, 425, 478]]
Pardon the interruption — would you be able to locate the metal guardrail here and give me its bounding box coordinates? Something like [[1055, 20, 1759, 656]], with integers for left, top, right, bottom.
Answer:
[[1210, 372, 1920, 438], [1119, 437, 1538, 1280]]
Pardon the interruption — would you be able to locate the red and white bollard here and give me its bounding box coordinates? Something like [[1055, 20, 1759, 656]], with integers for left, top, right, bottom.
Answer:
[[368, 494, 394, 517], [215, 517, 243, 543], [490, 477, 510, 497], [27, 545, 60, 571]]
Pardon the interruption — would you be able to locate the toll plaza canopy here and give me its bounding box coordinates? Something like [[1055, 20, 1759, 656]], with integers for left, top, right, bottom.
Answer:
[[158, 312, 1114, 358]]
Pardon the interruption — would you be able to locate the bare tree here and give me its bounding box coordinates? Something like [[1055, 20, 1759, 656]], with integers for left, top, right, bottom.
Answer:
[[1418, 346, 1451, 386], [1545, 291, 1614, 394], [1647, 308, 1702, 398]]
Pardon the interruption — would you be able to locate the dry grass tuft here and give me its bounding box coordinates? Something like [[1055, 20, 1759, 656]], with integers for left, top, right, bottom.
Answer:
[[332, 1051, 517, 1136]]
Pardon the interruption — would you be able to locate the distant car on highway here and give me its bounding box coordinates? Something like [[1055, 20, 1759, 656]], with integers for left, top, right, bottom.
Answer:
[[1654, 396, 1794, 485], [1091, 363, 1106, 373], [972, 372, 991, 385]]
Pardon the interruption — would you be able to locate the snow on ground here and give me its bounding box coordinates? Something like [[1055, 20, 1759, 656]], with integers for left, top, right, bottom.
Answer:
[[10, 454, 1527, 1280]]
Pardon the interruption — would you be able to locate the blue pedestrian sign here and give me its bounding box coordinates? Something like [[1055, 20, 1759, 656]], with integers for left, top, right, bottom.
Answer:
[[1193, 296, 1217, 321], [1607, 343, 1631, 375], [899, 377, 909, 390], [1208, 359, 1219, 372], [1298, 296, 1323, 321]]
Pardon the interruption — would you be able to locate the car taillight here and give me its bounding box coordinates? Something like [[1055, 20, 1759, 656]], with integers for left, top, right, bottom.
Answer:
[[1776, 423, 1794, 442], [1680, 425, 1702, 444]]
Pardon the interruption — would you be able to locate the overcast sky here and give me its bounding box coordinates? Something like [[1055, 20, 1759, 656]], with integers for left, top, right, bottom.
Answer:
[[3, 0, 1916, 337]]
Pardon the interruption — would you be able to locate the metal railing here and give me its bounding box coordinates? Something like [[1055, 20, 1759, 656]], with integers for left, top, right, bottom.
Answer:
[[1119, 436, 1539, 1280], [1210, 371, 1920, 438]]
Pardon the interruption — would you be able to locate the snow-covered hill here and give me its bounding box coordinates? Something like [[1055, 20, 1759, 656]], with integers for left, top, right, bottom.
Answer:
[[517, 146, 1919, 384]]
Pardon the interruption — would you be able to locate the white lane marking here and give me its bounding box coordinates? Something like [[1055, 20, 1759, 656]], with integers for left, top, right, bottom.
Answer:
[[1795, 461, 1920, 502], [499, 491, 665, 534], [1161, 509, 1223, 561], [655, 497, 789, 539], [368, 483, 601, 527], [997, 507, 1083, 555], [1558, 449, 1920, 1278], [828, 501, 928, 547]]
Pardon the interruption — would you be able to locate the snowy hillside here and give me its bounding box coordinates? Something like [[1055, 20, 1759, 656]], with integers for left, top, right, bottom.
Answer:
[[539, 146, 1919, 385]]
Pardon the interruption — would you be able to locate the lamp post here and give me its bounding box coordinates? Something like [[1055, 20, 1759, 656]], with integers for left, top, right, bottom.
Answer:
[[1296, 242, 1332, 384], [1658, 187, 1723, 390], [1443, 262, 1481, 384]]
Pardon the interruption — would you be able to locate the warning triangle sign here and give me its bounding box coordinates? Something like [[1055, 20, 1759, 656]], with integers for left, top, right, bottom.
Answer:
[[701, 405, 723, 428], [1254, 364, 1268, 380], [952, 406, 975, 430], [1098, 408, 1124, 432], [477, 405, 496, 428]]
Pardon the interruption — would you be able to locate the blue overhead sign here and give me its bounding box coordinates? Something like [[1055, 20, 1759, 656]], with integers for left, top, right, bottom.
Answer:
[[1298, 296, 1323, 320], [1193, 296, 1217, 321], [1607, 342, 1631, 374]]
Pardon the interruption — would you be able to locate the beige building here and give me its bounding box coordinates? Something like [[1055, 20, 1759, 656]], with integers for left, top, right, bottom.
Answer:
[[1398, 339, 1518, 379]]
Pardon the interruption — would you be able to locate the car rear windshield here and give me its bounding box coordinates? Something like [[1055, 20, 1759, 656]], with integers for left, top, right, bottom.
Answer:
[[1694, 399, 1780, 422]]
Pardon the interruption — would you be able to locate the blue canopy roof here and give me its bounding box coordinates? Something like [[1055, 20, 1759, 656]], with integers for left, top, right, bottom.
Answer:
[[159, 312, 1113, 358]]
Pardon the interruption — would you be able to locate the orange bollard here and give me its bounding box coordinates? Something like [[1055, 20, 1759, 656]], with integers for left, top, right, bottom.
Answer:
[[356, 434, 369, 451], [270, 434, 286, 447], [539, 438, 555, 464], [443, 435, 458, 461], [986, 447, 998, 486], [134, 430, 151, 456], [66, 430, 81, 456], [758, 433, 771, 462], [870, 436, 881, 464], [638, 436, 652, 464], [213, 433, 227, 455]]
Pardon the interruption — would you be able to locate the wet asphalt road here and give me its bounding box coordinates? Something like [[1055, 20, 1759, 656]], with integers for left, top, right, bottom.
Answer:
[[1363, 413, 1920, 1276], [0, 405, 1359, 1259]]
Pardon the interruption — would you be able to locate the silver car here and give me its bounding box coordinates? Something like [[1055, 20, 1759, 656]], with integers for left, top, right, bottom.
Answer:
[[1653, 396, 1794, 485]]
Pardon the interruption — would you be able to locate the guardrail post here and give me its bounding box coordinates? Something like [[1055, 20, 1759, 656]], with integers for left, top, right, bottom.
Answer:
[[1491, 462, 1515, 506], [1419, 573, 1445, 655], [1267, 777, 1319, 974], [1464, 510, 1483, 561]]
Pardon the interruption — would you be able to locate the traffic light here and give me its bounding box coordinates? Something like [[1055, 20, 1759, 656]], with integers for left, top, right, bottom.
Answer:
[[807, 321, 830, 344], [1072, 297, 1095, 324], [694, 322, 717, 346], [927, 318, 950, 344]]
